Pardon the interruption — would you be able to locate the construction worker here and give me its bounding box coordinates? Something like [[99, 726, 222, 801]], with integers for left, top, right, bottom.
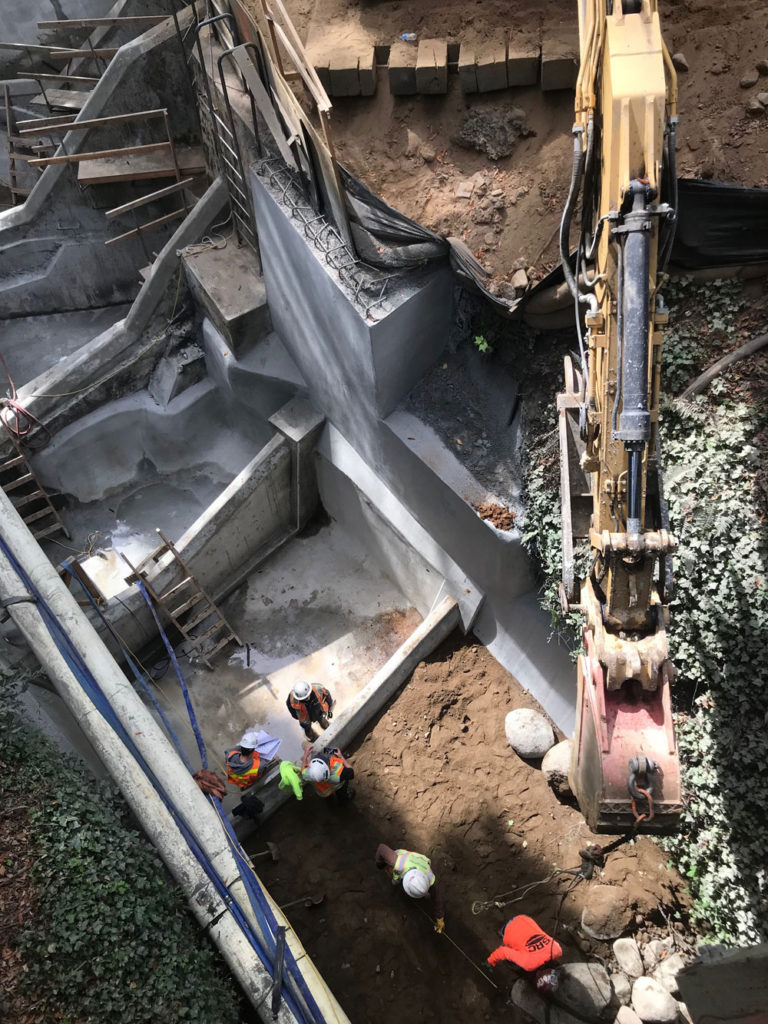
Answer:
[[487, 915, 563, 974], [286, 681, 334, 740], [375, 843, 445, 933], [225, 730, 271, 790], [300, 746, 354, 802]]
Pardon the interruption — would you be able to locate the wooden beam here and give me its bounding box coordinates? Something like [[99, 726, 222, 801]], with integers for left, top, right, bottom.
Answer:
[[27, 90, 90, 112], [105, 176, 201, 218], [267, 0, 331, 110], [105, 208, 186, 246], [17, 107, 168, 136], [21, 72, 101, 83], [0, 42, 117, 58], [16, 113, 77, 129], [77, 144, 205, 185], [37, 16, 167, 29], [29, 141, 171, 168]]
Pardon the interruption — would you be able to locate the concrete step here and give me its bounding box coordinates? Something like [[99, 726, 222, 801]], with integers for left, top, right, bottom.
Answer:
[[182, 242, 271, 357]]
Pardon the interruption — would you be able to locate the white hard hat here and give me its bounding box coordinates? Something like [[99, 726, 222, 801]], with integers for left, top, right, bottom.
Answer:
[[239, 728, 260, 748], [305, 758, 330, 783], [292, 681, 312, 701], [402, 868, 430, 899]]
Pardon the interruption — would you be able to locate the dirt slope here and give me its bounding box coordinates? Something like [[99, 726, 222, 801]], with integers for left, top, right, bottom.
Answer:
[[257, 636, 690, 1024]]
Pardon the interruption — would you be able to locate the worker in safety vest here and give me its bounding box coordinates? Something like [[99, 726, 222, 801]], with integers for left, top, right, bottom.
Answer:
[[375, 843, 445, 933], [300, 747, 354, 802], [225, 730, 271, 790], [286, 681, 334, 740]]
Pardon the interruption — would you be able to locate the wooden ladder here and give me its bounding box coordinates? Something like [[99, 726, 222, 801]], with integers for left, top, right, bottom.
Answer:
[[2, 84, 53, 204], [122, 529, 241, 669], [0, 431, 71, 542]]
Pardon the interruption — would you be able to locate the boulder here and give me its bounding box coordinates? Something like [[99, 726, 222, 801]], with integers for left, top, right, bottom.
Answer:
[[555, 962, 615, 1020], [651, 953, 686, 997], [505, 708, 555, 759], [511, 979, 586, 1024], [613, 938, 644, 979], [641, 940, 667, 972], [671, 52, 688, 72], [581, 885, 631, 941], [617, 1007, 643, 1024], [631, 977, 679, 1023], [740, 69, 760, 88], [757, 58, 768, 75], [756, 92, 768, 106], [746, 98, 766, 117], [611, 972, 632, 1006], [542, 740, 572, 795]]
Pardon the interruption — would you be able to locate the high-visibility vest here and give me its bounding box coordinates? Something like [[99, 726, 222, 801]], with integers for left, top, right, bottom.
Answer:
[[289, 686, 331, 725], [391, 850, 435, 888], [306, 753, 344, 798], [226, 748, 262, 789]]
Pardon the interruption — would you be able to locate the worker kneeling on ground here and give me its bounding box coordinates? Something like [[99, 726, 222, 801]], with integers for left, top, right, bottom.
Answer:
[[375, 843, 445, 933], [487, 915, 562, 980], [286, 681, 334, 740], [226, 730, 273, 822], [301, 747, 354, 803]]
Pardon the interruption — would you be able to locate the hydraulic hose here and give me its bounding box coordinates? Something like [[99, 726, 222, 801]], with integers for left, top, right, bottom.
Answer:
[[560, 126, 586, 302]]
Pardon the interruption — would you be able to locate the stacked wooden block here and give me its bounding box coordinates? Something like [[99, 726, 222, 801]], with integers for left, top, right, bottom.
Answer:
[[312, 46, 377, 97]]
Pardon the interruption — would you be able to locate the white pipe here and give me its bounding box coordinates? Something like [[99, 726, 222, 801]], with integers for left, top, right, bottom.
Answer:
[[0, 488, 349, 1024]]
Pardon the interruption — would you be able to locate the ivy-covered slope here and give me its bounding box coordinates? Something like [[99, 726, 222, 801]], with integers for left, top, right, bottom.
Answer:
[[521, 277, 768, 944], [0, 674, 242, 1024]]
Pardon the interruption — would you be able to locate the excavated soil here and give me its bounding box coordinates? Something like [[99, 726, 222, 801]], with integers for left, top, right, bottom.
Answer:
[[284, 0, 768, 290], [258, 636, 691, 1024]]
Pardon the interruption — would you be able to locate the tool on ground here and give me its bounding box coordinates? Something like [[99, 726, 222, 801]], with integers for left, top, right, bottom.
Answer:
[[250, 841, 280, 862], [557, 0, 682, 833], [279, 893, 325, 911]]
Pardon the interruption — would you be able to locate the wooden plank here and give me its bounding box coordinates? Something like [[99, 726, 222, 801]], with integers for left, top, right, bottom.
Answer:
[[45, 47, 118, 59], [267, 0, 331, 108], [230, 46, 297, 169], [77, 145, 205, 185], [105, 208, 187, 246], [0, 42, 117, 58], [105, 176, 200, 218], [16, 113, 72, 129], [29, 141, 171, 168], [38, 16, 167, 29], [29, 90, 90, 111], [21, 72, 101, 84], [0, 42, 73, 53], [18, 107, 168, 136]]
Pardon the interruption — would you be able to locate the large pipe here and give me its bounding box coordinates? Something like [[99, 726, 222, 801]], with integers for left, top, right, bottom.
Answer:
[[0, 487, 349, 1024]]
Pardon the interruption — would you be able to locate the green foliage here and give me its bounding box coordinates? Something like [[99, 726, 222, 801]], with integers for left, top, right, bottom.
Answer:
[[0, 674, 241, 1024], [521, 278, 768, 943], [473, 334, 493, 355]]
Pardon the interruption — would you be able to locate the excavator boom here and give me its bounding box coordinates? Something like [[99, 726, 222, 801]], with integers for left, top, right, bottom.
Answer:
[[558, 0, 682, 833]]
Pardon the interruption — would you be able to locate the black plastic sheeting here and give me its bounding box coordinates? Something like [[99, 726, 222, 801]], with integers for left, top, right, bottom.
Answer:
[[341, 168, 768, 318]]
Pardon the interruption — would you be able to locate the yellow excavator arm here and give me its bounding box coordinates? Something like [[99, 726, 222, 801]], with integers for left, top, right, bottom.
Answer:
[[558, 0, 682, 833]]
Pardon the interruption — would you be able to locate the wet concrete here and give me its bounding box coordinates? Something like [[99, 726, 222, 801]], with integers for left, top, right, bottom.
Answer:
[[148, 517, 422, 797], [0, 305, 131, 387]]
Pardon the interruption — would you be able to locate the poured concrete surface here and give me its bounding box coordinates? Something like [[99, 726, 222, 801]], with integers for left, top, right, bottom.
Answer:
[[148, 517, 422, 793], [1, 305, 131, 388]]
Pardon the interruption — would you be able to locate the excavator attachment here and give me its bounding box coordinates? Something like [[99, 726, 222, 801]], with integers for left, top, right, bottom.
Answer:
[[557, 0, 682, 833]]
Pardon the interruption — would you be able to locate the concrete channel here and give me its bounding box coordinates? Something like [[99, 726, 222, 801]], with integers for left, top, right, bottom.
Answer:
[[0, 8, 577, 1022]]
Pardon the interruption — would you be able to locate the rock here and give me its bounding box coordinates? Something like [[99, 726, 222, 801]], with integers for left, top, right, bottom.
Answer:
[[671, 52, 688, 72], [405, 128, 422, 155], [555, 962, 615, 1020], [757, 58, 768, 75], [582, 885, 632, 941], [504, 708, 555, 759], [617, 1008, 643, 1024], [542, 740, 572, 796], [611, 972, 632, 1006], [746, 98, 766, 117], [651, 953, 686, 997], [511, 979, 586, 1024], [631, 978, 679, 1024], [676, 1000, 693, 1024], [613, 938, 644, 979], [511, 268, 529, 294], [756, 92, 768, 107], [740, 69, 759, 88], [642, 940, 667, 972], [456, 179, 475, 199]]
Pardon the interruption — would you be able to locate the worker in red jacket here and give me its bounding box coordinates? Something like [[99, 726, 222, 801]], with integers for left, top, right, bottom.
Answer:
[[487, 915, 562, 973], [286, 681, 334, 740], [375, 843, 445, 933]]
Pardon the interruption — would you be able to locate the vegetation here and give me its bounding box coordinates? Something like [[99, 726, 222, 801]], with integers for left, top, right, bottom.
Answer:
[[521, 277, 768, 944], [0, 672, 242, 1024]]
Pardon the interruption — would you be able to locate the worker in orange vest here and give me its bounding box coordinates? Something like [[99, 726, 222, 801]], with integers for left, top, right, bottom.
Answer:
[[286, 681, 334, 740], [300, 746, 354, 802], [225, 730, 271, 790]]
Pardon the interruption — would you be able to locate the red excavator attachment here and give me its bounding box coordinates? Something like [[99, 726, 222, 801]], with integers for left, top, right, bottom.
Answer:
[[571, 631, 682, 834]]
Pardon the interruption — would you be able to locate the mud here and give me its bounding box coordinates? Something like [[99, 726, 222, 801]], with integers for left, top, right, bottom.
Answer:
[[257, 637, 691, 1024]]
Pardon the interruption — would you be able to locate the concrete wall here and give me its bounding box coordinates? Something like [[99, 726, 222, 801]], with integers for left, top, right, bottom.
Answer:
[[0, 7, 198, 316]]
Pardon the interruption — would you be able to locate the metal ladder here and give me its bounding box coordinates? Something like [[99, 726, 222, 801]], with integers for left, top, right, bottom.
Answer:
[[121, 529, 241, 669], [0, 432, 71, 542]]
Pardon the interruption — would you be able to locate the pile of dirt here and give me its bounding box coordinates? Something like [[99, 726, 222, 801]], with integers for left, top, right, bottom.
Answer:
[[258, 637, 692, 1024], [285, 0, 768, 288], [474, 500, 517, 530], [454, 106, 535, 161]]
